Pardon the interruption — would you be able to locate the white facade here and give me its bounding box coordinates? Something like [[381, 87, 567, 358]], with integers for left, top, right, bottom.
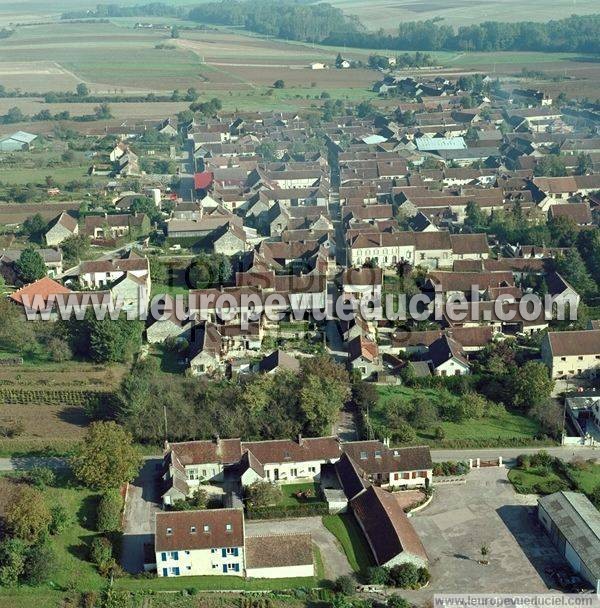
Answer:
[[156, 545, 244, 577]]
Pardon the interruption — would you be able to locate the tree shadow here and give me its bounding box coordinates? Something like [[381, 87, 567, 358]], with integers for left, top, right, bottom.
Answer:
[[77, 493, 99, 531]]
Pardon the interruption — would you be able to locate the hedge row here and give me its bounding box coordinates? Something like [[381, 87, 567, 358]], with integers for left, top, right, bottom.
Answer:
[[246, 502, 329, 520], [0, 388, 111, 406]]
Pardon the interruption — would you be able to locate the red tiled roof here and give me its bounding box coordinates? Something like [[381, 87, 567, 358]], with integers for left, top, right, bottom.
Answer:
[[9, 277, 71, 306], [155, 509, 244, 552]]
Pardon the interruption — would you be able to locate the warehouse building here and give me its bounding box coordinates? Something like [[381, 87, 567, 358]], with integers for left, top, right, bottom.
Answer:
[[538, 491, 600, 592]]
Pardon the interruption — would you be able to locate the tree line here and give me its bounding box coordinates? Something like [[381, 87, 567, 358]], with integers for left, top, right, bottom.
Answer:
[[323, 14, 600, 53], [61, 2, 600, 53]]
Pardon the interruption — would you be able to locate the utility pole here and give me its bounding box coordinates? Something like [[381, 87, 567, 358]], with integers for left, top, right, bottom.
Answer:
[[163, 404, 169, 442]]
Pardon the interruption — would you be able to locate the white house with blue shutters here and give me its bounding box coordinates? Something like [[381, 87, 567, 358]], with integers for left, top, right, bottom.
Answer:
[[155, 509, 245, 577]]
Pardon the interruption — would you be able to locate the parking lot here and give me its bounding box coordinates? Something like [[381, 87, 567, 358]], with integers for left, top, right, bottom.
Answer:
[[408, 467, 564, 597]]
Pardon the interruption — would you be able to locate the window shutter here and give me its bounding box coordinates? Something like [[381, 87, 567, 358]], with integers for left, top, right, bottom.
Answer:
[[222, 548, 227, 558]]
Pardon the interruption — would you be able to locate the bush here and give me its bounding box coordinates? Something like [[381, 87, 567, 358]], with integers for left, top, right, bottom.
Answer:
[[246, 502, 328, 520], [334, 575, 355, 595], [516, 454, 531, 469], [388, 595, 411, 608], [89, 535, 115, 576], [22, 539, 56, 585], [533, 478, 568, 495], [27, 466, 56, 488], [388, 563, 420, 589], [367, 565, 389, 585], [49, 504, 70, 535], [97, 490, 123, 533], [417, 566, 430, 587], [246, 481, 283, 508]]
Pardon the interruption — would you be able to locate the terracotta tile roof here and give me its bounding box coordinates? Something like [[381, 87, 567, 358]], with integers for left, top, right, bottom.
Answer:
[[258, 350, 300, 373], [10, 277, 71, 306], [547, 329, 600, 357], [155, 509, 244, 552], [242, 437, 341, 465], [348, 336, 379, 363], [79, 257, 149, 275], [428, 271, 514, 293], [342, 442, 432, 476], [343, 268, 383, 287], [351, 486, 427, 565], [449, 233, 489, 255], [549, 203, 592, 225], [167, 439, 242, 466], [245, 534, 313, 569]]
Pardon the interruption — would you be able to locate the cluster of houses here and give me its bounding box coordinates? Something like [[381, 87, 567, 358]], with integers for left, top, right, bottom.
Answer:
[[155, 436, 432, 578]]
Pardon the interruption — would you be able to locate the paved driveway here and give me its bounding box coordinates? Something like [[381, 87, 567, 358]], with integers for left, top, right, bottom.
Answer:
[[121, 459, 162, 573], [402, 467, 565, 601], [246, 516, 353, 579]]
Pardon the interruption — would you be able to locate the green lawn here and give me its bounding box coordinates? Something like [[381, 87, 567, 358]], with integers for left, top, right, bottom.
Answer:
[[280, 482, 323, 506], [115, 574, 318, 592], [508, 467, 565, 494], [0, 166, 93, 185], [417, 409, 543, 442], [322, 513, 373, 573], [568, 462, 600, 494]]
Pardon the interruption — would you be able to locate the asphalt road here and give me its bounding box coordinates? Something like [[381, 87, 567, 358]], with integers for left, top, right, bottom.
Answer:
[[1, 446, 598, 472], [431, 445, 600, 465]]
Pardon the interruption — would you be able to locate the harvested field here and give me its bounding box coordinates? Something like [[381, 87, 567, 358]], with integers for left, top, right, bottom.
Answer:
[[0, 202, 80, 224], [330, 0, 600, 30]]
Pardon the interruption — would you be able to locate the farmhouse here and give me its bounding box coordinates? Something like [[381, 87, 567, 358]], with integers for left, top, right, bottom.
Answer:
[[541, 329, 600, 379], [45, 212, 79, 246], [154, 509, 315, 579]]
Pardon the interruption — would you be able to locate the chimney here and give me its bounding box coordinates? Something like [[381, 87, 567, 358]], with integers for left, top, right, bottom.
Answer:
[[297, 433, 304, 446]]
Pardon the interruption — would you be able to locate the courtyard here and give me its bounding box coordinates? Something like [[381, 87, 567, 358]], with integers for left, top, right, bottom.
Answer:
[[408, 467, 564, 598]]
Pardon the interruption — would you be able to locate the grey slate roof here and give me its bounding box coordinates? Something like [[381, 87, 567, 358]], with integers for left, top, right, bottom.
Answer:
[[538, 491, 600, 582]]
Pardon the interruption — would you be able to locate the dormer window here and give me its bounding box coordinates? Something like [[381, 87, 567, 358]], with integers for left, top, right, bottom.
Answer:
[[226, 523, 232, 532], [360, 451, 367, 460], [166, 527, 173, 536], [393, 450, 399, 456], [190, 526, 196, 534], [375, 451, 382, 459], [203, 525, 210, 533], [284, 451, 290, 460]]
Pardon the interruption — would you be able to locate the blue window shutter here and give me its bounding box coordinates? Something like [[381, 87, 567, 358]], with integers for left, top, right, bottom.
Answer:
[[172, 551, 179, 561], [222, 564, 227, 573], [222, 548, 227, 558], [233, 547, 239, 557], [161, 552, 167, 562], [162, 568, 168, 577]]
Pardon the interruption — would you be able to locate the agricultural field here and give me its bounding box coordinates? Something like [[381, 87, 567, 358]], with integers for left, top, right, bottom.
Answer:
[[0, 361, 126, 455], [0, 202, 80, 224], [329, 0, 600, 30]]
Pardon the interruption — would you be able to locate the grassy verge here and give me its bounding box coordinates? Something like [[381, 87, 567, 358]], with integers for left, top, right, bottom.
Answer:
[[114, 574, 318, 592], [322, 513, 373, 573]]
